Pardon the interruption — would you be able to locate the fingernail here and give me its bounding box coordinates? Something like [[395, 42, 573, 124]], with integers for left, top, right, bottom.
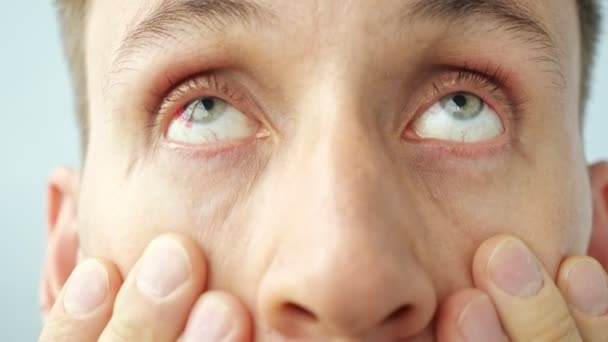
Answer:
[[566, 260, 608, 316], [458, 295, 508, 342], [136, 237, 189, 298], [182, 295, 234, 342], [63, 260, 108, 316], [488, 239, 543, 297]]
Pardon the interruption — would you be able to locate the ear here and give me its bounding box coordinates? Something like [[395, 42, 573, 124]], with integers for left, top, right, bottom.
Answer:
[[588, 161, 608, 269], [40, 166, 80, 320]]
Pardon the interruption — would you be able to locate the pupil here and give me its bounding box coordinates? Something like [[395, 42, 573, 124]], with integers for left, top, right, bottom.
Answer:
[[201, 98, 215, 111], [452, 94, 467, 107]]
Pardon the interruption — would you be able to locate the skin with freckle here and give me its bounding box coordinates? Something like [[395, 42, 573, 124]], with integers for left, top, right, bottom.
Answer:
[[44, 0, 608, 340]]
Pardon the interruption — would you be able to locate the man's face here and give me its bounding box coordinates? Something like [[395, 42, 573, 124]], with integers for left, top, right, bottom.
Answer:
[[78, 0, 591, 339]]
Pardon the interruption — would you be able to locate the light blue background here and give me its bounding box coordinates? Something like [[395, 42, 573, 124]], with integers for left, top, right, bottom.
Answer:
[[0, 2, 606, 340]]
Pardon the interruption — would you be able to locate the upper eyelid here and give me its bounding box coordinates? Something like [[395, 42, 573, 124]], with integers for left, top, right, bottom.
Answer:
[[157, 73, 247, 116], [430, 69, 503, 95], [424, 70, 511, 114], [432, 65, 528, 116], [397, 67, 519, 138]]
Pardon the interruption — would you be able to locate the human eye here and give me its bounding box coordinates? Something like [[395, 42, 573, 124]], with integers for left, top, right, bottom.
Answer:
[[405, 66, 519, 147], [167, 96, 258, 145], [157, 74, 265, 147], [411, 92, 504, 143]]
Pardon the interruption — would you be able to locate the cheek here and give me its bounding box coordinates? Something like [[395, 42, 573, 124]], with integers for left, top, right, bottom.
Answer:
[[423, 152, 592, 280], [76, 155, 256, 283]]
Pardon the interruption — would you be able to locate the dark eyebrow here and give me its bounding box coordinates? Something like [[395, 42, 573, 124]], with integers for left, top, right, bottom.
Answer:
[[404, 0, 564, 85], [111, 0, 274, 72]]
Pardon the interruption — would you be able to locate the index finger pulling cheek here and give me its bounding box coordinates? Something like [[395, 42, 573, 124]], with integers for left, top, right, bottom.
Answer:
[[99, 234, 208, 342], [472, 236, 582, 341]]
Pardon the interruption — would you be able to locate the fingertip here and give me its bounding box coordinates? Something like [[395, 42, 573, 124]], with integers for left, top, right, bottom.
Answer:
[[40, 258, 122, 342], [92, 258, 123, 300], [152, 233, 209, 290], [217, 291, 254, 340], [472, 235, 547, 298], [62, 259, 120, 318], [470, 236, 583, 341], [182, 291, 253, 342], [98, 234, 210, 342], [438, 289, 507, 342], [557, 256, 608, 341], [471, 235, 517, 281], [557, 256, 601, 285], [436, 289, 491, 342], [558, 256, 608, 317]]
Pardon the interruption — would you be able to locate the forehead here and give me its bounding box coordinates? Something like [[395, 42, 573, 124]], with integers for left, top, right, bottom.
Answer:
[[84, 0, 581, 115], [86, 0, 579, 59]]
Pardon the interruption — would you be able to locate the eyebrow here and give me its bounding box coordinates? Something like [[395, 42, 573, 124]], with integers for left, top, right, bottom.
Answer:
[[111, 0, 275, 72], [112, 0, 564, 86], [404, 0, 564, 84]]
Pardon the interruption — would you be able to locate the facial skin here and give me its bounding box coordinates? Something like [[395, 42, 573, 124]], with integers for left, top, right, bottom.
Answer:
[[42, 0, 608, 340]]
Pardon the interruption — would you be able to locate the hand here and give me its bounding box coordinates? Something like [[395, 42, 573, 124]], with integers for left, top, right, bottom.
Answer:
[[39, 234, 252, 342], [437, 235, 608, 341]]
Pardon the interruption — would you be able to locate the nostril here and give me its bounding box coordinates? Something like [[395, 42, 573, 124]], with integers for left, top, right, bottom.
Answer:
[[282, 302, 318, 323], [384, 304, 413, 324]]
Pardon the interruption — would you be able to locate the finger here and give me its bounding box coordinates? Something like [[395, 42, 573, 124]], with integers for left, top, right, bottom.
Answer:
[[436, 288, 508, 342], [99, 234, 207, 342], [473, 235, 582, 341], [557, 256, 608, 342], [39, 259, 122, 342], [181, 291, 253, 342]]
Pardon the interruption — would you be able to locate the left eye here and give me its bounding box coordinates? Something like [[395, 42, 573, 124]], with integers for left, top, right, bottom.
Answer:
[[411, 92, 504, 143], [167, 97, 258, 144]]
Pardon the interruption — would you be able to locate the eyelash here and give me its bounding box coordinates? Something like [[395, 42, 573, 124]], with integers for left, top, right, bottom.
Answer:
[[409, 64, 522, 131], [397, 63, 526, 161], [429, 63, 525, 119], [156, 72, 246, 119], [153, 64, 522, 150]]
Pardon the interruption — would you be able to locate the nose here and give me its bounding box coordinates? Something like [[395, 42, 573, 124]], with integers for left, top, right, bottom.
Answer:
[[258, 235, 437, 340], [257, 117, 436, 339]]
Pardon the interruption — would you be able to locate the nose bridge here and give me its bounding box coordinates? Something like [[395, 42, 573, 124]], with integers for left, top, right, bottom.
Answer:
[[257, 80, 436, 339], [281, 93, 406, 297], [320, 123, 391, 229], [293, 71, 398, 229]]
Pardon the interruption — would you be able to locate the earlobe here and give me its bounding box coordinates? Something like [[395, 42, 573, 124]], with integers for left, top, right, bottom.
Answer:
[[588, 161, 608, 269], [40, 166, 80, 320]]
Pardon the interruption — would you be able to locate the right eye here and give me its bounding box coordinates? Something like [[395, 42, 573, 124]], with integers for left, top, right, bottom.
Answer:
[[166, 97, 259, 145]]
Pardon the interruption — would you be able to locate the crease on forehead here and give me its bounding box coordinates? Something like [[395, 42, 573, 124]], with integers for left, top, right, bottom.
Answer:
[[107, 0, 276, 80], [105, 0, 567, 95]]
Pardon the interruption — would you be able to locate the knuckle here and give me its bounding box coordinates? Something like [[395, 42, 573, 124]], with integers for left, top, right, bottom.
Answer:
[[101, 316, 149, 342], [526, 304, 580, 342], [530, 325, 579, 342], [39, 317, 71, 342]]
